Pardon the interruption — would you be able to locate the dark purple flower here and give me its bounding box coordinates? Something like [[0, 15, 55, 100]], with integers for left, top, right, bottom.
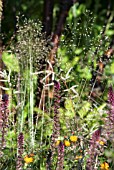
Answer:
[[57, 141, 64, 170], [108, 86, 114, 106], [86, 128, 101, 170], [108, 86, 114, 122], [0, 94, 9, 150], [16, 132, 24, 170], [90, 127, 101, 145], [49, 81, 61, 168]]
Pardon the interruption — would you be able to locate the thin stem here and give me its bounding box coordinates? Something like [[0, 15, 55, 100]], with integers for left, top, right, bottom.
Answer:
[[29, 39, 34, 150]]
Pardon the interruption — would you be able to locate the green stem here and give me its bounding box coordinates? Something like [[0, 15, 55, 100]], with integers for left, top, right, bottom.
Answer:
[[29, 40, 34, 150]]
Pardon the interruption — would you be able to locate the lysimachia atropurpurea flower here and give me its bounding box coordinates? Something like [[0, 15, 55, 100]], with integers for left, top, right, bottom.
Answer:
[[16, 132, 24, 170], [46, 81, 61, 169], [86, 127, 102, 170], [0, 94, 9, 157]]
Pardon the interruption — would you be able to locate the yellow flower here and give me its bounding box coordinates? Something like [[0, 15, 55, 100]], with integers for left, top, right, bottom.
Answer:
[[24, 156, 34, 164], [99, 140, 105, 145], [75, 155, 82, 160], [70, 136, 78, 142], [64, 140, 70, 147], [100, 162, 109, 170], [55, 140, 60, 146]]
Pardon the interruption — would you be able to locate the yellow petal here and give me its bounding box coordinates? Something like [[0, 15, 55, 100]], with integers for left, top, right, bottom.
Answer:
[[70, 136, 78, 142], [64, 140, 70, 147]]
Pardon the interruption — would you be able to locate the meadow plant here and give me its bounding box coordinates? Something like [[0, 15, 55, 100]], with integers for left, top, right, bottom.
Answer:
[[102, 86, 114, 151], [16, 132, 24, 170], [1, 19, 51, 169], [86, 128, 101, 170], [57, 141, 64, 170], [0, 94, 9, 153], [0, 10, 113, 169], [50, 81, 61, 167]]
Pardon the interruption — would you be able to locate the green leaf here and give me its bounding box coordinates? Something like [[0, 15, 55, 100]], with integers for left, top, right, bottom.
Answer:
[[64, 99, 75, 118], [2, 52, 19, 72], [78, 101, 91, 118], [110, 62, 114, 74]]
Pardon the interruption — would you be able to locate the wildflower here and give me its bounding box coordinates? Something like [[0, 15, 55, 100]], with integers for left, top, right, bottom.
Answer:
[[50, 81, 61, 168], [70, 135, 78, 142], [98, 140, 105, 145], [100, 162, 109, 170], [0, 94, 9, 149], [24, 155, 34, 164], [64, 140, 70, 147], [57, 141, 64, 170], [55, 140, 60, 146], [16, 132, 24, 170], [75, 155, 82, 160], [86, 127, 102, 170]]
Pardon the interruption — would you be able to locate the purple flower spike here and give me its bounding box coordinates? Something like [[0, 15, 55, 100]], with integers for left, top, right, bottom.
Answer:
[[103, 86, 114, 142], [86, 128, 101, 170], [108, 86, 114, 122], [0, 94, 9, 151], [90, 128, 101, 145], [16, 132, 24, 170], [57, 142, 64, 170], [54, 80, 60, 90], [49, 81, 61, 168], [108, 86, 114, 106]]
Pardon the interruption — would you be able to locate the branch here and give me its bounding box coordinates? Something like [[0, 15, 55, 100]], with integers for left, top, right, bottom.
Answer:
[[53, 0, 77, 38], [42, 0, 54, 37]]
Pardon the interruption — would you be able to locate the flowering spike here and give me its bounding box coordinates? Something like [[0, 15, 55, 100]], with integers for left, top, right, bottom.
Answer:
[[16, 132, 24, 170], [57, 141, 64, 170], [50, 81, 61, 168], [90, 127, 101, 145], [86, 128, 101, 170], [0, 94, 9, 153], [108, 86, 114, 106]]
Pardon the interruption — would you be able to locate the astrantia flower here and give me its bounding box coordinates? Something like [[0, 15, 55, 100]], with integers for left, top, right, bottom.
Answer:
[[70, 136, 78, 142], [24, 156, 34, 164], [100, 162, 109, 170], [64, 140, 70, 147]]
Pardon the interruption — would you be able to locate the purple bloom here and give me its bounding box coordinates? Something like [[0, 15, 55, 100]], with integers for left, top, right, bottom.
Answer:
[[90, 127, 101, 146], [16, 132, 24, 170], [49, 81, 61, 168], [86, 128, 101, 170], [0, 94, 9, 150], [57, 141, 64, 170], [108, 86, 114, 106], [108, 86, 114, 122]]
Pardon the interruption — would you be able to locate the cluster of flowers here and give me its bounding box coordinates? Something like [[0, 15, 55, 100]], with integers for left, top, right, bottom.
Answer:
[[55, 135, 78, 147]]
